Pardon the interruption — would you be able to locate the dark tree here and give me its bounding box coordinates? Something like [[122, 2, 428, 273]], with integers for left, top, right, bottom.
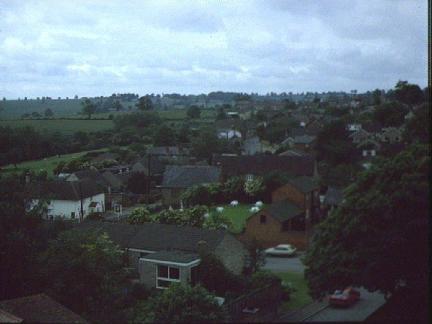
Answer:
[[373, 101, 409, 127], [127, 172, 149, 194], [44, 108, 54, 118], [394, 80, 424, 106], [136, 96, 154, 111], [304, 144, 429, 321], [187, 105, 201, 119], [81, 99, 96, 119]]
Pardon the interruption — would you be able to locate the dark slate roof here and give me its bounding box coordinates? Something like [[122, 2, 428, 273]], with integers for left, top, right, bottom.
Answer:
[[0, 294, 87, 323], [132, 156, 166, 175], [75, 221, 227, 253], [147, 146, 190, 156], [143, 250, 200, 263], [68, 170, 109, 188], [101, 171, 125, 190], [28, 180, 104, 201], [161, 165, 221, 188], [264, 200, 303, 222], [213, 155, 315, 177], [289, 127, 306, 137], [324, 187, 344, 206], [288, 176, 319, 193], [293, 135, 316, 144], [279, 149, 307, 157]]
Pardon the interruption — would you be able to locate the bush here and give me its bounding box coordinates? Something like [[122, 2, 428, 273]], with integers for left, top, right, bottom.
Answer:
[[250, 270, 281, 290]]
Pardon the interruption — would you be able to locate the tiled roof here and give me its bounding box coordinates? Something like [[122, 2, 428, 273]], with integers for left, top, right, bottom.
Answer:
[[288, 176, 319, 193], [293, 135, 316, 144], [264, 200, 303, 222], [27, 180, 104, 201], [142, 250, 199, 263], [161, 165, 221, 188], [213, 155, 315, 177], [75, 221, 227, 253], [0, 294, 87, 323]]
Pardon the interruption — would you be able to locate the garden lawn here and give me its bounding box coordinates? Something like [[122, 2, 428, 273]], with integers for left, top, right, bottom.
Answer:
[[0, 148, 108, 177], [210, 204, 259, 234], [276, 271, 312, 312]]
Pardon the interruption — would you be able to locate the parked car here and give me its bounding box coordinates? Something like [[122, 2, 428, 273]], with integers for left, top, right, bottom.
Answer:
[[264, 244, 297, 257], [329, 287, 360, 307]]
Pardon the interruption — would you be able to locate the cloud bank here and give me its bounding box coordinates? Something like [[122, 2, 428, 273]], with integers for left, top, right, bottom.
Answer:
[[0, 0, 427, 97]]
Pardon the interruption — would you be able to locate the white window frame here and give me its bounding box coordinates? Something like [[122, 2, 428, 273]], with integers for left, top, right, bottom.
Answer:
[[156, 264, 181, 289], [246, 174, 254, 181]]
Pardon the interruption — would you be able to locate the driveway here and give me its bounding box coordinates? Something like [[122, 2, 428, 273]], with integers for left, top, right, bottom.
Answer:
[[263, 253, 305, 273]]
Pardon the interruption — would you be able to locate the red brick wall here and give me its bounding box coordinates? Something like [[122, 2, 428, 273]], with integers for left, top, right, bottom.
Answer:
[[242, 211, 309, 250]]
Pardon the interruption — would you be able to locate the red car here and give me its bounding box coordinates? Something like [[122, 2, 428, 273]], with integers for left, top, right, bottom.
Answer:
[[329, 287, 360, 307]]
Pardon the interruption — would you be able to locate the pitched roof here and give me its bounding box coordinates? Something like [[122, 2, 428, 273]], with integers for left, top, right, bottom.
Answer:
[[279, 149, 307, 157], [28, 180, 104, 201], [142, 250, 199, 263], [263, 200, 303, 222], [161, 165, 221, 188], [67, 170, 109, 188], [213, 155, 315, 177], [293, 135, 316, 144], [75, 221, 227, 253], [288, 176, 320, 193], [101, 171, 125, 190], [0, 294, 87, 323]]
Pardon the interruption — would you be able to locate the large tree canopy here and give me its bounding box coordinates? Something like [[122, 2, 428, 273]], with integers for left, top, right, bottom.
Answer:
[[304, 144, 428, 318], [394, 80, 425, 106]]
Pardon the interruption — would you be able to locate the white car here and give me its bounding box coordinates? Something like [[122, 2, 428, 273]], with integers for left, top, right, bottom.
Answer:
[[265, 244, 297, 257]]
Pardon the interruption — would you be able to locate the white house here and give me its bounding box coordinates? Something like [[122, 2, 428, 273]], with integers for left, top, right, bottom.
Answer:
[[27, 179, 105, 221], [217, 129, 242, 140]]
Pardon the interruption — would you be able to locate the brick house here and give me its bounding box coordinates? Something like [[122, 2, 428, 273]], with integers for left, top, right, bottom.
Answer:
[[243, 176, 320, 249], [77, 221, 248, 290]]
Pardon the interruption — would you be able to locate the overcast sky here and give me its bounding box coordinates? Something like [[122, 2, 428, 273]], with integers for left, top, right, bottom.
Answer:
[[0, 0, 427, 98]]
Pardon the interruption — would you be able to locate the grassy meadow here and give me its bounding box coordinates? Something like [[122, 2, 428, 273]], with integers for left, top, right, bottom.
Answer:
[[0, 148, 108, 177], [0, 119, 114, 135]]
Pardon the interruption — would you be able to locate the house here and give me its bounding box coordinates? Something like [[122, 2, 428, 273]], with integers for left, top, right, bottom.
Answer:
[[65, 169, 109, 188], [243, 176, 320, 249], [242, 136, 263, 155], [0, 294, 87, 323], [322, 186, 344, 216], [278, 149, 308, 157], [349, 128, 374, 144], [292, 135, 316, 152], [76, 221, 248, 289], [217, 129, 242, 140], [347, 123, 362, 132], [27, 180, 105, 221], [357, 139, 381, 158], [147, 146, 190, 157], [378, 127, 403, 144], [212, 155, 318, 180], [159, 165, 221, 205], [131, 156, 166, 177]]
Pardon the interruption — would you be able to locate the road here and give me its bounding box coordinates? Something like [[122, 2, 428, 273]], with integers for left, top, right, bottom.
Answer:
[[263, 253, 306, 273]]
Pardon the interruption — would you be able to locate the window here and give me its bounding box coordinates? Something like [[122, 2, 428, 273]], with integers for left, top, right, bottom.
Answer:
[[246, 174, 254, 181], [71, 212, 75, 219], [157, 265, 180, 289], [260, 214, 266, 224]]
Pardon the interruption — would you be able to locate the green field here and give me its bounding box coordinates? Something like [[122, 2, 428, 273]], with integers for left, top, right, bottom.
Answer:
[[0, 98, 136, 119], [210, 203, 262, 234], [0, 148, 108, 177], [0, 119, 114, 135], [276, 271, 312, 311]]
